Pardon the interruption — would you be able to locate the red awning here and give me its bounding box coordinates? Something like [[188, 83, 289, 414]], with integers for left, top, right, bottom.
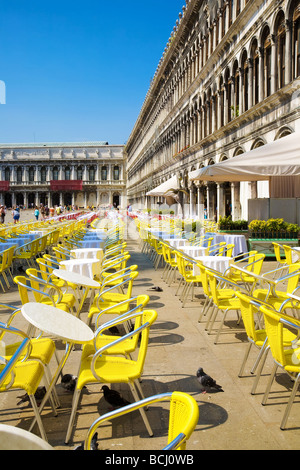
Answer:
[[0, 181, 10, 191], [50, 180, 83, 191]]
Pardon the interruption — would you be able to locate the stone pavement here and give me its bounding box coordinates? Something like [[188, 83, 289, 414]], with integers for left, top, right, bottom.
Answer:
[[0, 231, 300, 450]]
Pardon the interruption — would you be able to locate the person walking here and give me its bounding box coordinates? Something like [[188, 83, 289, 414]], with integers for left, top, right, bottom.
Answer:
[[34, 206, 39, 221], [12, 206, 20, 224], [0, 205, 5, 224]]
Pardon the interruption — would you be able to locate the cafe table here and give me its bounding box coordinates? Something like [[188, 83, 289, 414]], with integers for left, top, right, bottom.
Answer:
[[193, 255, 234, 275], [60, 258, 101, 279], [21, 302, 94, 436], [53, 269, 100, 317], [70, 247, 104, 261]]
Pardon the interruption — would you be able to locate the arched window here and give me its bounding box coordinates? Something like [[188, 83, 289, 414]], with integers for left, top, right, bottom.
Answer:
[[77, 166, 83, 180], [16, 166, 22, 183], [4, 167, 10, 181], [41, 166, 47, 182], [113, 166, 120, 181], [251, 39, 259, 105], [262, 26, 272, 98], [232, 60, 240, 117], [52, 166, 59, 181], [89, 166, 95, 181], [65, 166, 71, 180], [293, 2, 300, 78], [29, 166, 35, 182], [101, 166, 107, 181], [275, 12, 286, 90], [241, 51, 249, 111]]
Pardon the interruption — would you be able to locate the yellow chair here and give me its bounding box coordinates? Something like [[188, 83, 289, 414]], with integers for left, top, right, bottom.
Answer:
[[65, 309, 157, 444], [14, 239, 40, 268], [282, 245, 293, 265], [259, 304, 300, 430], [207, 270, 243, 344], [176, 253, 202, 307], [272, 242, 288, 275], [82, 295, 151, 359], [84, 391, 199, 450], [235, 292, 297, 395], [161, 243, 178, 285], [252, 263, 300, 311], [206, 242, 226, 256], [197, 264, 238, 324], [0, 246, 16, 291], [226, 253, 265, 290], [225, 244, 235, 257], [0, 338, 49, 441], [0, 320, 60, 408], [87, 271, 139, 326], [14, 275, 75, 314]]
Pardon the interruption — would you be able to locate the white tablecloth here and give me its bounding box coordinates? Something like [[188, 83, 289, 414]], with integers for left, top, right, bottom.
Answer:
[[204, 233, 247, 256], [71, 248, 104, 261], [77, 240, 106, 249], [182, 246, 207, 258], [164, 238, 187, 248], [193, 256, 233, 275], [291, 247, 300, 263], [60, 259, 101, 278]]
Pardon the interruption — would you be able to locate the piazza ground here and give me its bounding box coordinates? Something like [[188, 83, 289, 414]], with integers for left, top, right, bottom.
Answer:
[[0, 217, 300, 450]]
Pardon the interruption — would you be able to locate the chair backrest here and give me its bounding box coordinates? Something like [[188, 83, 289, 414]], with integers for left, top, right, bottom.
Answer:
[[235, 291, 262, 343], [286, 263, 300, 293], [225, 244, 235, 258], [14, 275, 31, 304], [198, 264, 211, 298], [167, 391, 200, 450], [283, 245, 293, 265], [272, 242, 285, 263], [259, 305, 287, 367]]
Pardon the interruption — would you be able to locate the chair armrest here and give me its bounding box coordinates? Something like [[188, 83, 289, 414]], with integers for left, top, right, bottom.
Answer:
[[0, 338, 31, 390], [94, 296, 139, 327], [84, 392, 178, 450], [91, 322, 150, 377]]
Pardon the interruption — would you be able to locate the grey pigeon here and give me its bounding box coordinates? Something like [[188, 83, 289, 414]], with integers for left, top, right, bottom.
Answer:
[[148, 286, 163, 292], [73, 432, 98, 451], [61, 374, 78, 392], [17, 386, 47, 406], [101, 385, 131, 409], [196, 368, 224, 393]]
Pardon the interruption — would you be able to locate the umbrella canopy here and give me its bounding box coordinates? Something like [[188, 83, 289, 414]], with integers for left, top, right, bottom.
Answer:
[[189, 132, 300, 183], [146, 175, 179, 197]]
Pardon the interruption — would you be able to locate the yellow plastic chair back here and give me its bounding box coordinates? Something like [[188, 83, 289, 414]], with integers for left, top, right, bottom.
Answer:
[[84, 391, 199, 450]]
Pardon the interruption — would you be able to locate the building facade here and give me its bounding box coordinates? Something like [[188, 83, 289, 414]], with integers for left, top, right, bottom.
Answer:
[[125, 0, 300, 220], [0, 142, 126, 209]]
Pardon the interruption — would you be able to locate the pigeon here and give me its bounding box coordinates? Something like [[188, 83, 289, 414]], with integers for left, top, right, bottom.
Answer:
[[73, 432, 99, 451], [101, 385, 131, 409], [17, 386, 47, 406], [61, 374, 78, 392], [196, 368, 224, 393], [148, 286, 163, 292]]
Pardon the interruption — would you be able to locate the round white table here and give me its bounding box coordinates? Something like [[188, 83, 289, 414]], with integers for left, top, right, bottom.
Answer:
[[193, 256, 233, 275], [164, 238, 187, 248], [60, 258, 101, 278], [53, 269, 100, 317], [21, 302, 94, 434], [70, 247, 104, 261], [182, 245, 207, 258]]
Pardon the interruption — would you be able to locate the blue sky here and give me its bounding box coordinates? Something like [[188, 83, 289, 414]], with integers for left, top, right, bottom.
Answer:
[[0, 0, 185, 145]]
